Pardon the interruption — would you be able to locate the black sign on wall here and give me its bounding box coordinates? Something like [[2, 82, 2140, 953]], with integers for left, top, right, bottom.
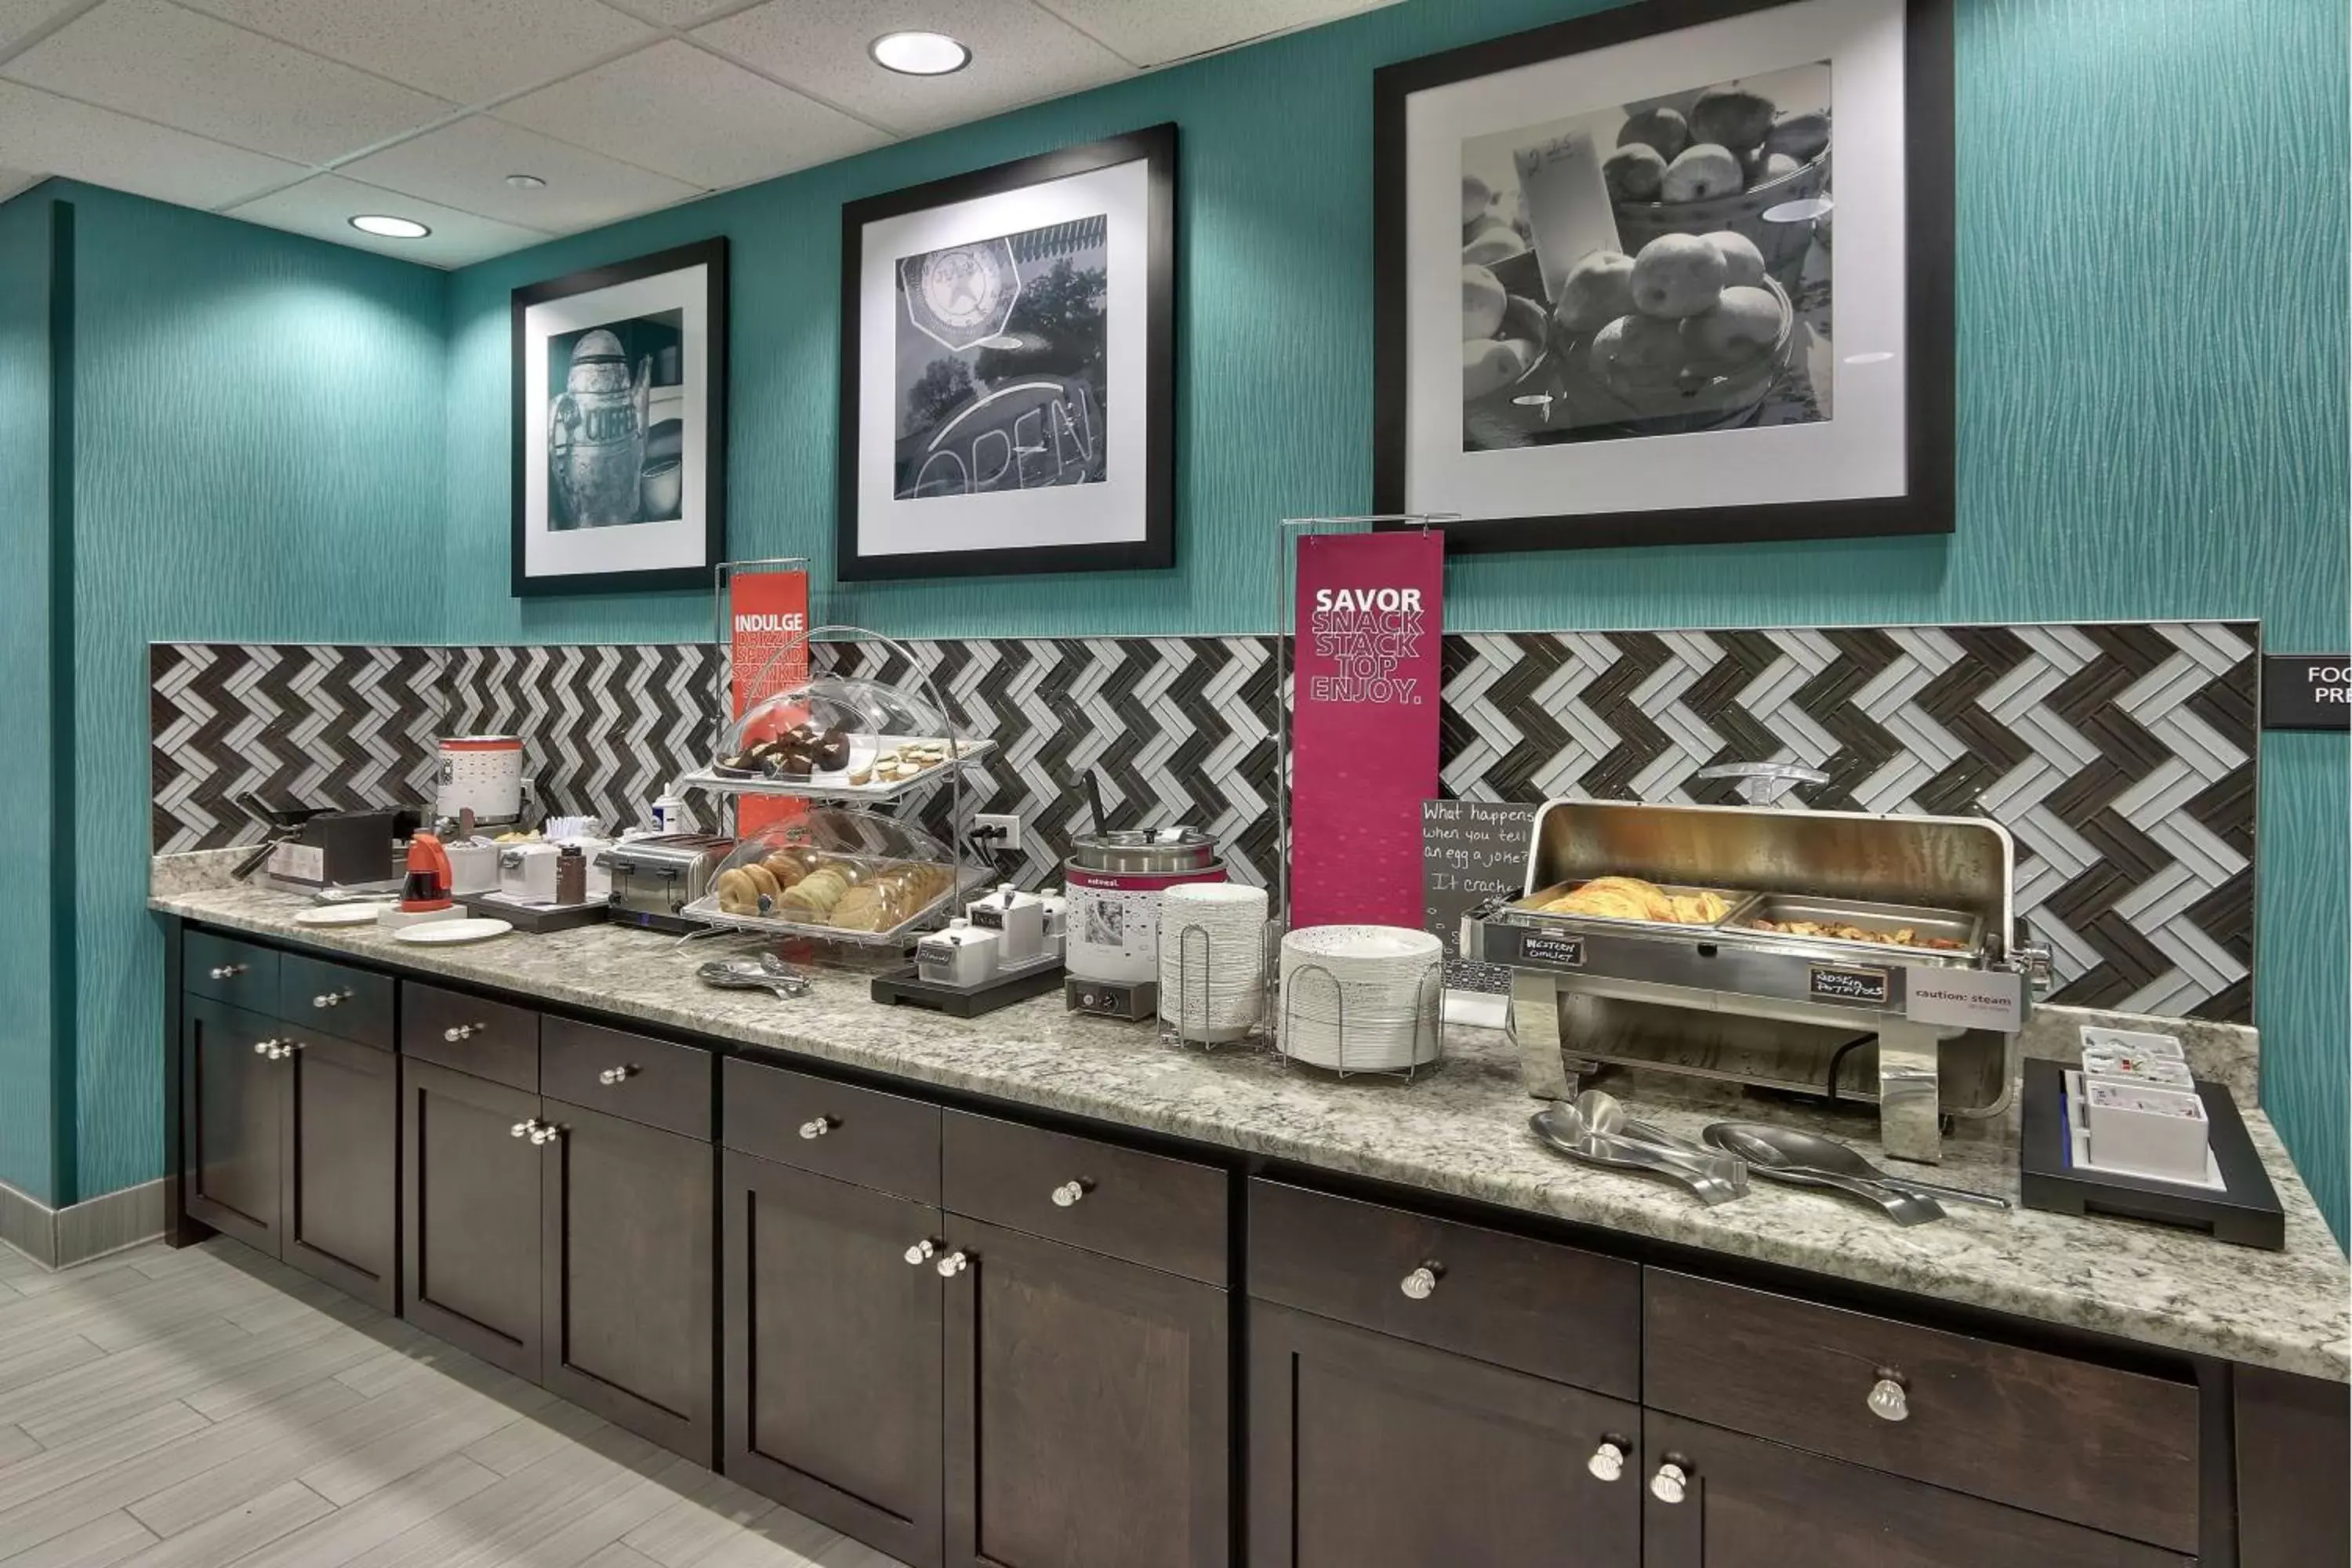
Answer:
[[2263, 655, 2352, 731]]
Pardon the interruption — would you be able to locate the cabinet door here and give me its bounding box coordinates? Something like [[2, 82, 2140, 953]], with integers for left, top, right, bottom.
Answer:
[[278, 1030, 397, 1311], [723, 1152, 944, 1568], [943, 1218, 1226, 1568], [539, 1099, 714, 1464], [401, 1058, 543, 1380], [1639, 1413, 2194, 1568], [181, 1000, 282, 1254], [1249, 1301, 1640, 1568]]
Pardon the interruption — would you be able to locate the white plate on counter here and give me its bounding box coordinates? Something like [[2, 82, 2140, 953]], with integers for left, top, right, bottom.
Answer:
[[293, 902, 393, 927], [393, 918, 514, 946]]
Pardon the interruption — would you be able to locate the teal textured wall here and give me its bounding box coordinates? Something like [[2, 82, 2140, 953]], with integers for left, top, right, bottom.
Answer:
[[436, 0, 2349, 1229], [64, 183, 447, 1198], [0, 191, 54, 1203]]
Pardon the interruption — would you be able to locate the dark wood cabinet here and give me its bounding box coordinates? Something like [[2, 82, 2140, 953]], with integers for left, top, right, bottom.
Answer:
[[540, 1098, 715, 1464], [2235, 1364, 2351, 1567], [278, 1029, 397, 1311], [1249, 1300, 1640, 1568], [723, 1151, 945, 1568], [182, 1000, 283, 1254], [401, 1058, 545, 1380], [942, 1217, 1227, 1568], [1638, 1412, 2193, 1568]]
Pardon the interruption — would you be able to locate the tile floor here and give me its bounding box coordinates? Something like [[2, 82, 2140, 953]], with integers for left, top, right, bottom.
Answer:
[[0, 1236, 910, 1568]]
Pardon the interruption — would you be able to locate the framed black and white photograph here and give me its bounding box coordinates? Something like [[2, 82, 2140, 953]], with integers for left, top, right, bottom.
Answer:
[[839, 125, 1176, 581], [511, 238, 728, 596], [1374, 0, 1952, 551]]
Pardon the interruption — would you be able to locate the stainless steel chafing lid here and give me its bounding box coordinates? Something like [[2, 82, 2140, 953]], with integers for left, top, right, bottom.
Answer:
[[1523, 799, 2016, 942], [1066, 826, 1218, 876]]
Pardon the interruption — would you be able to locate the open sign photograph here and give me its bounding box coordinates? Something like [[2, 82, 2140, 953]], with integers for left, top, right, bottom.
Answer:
[[840, 125, 1176, 581]]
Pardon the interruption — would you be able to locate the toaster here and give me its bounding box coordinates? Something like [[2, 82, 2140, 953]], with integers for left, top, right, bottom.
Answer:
[[601, 834, 736, 932]]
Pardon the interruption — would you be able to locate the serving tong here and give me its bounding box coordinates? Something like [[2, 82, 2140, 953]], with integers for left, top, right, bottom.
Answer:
[[697, 954, 811, 1000]]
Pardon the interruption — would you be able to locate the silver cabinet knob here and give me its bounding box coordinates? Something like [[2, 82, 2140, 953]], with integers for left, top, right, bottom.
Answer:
[[904, 1240, 937, 1266], [312, 990, 348, 1009], [1399, 1263, 1441, 1301], [936, 1250, 970, 1277], [1867, 1375, 1909, 1422], [443, 1024, 481, 1042], [1587, 1441, 1626, 1483], [277, 1041, 303, 1059], [1650, 1462, 1689, 1505], [799, 1116, 834, 1140], [528, 1123, 561, 1145], [1051, 1180, 1087, 1208], [253, 1038, 278, 1055], [208, 964, 245, 980], [598, 1066, 635, 1086], [510, 1121, 532, 1138]]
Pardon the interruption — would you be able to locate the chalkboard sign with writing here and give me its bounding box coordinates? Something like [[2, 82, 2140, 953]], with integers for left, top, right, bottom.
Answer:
[[1421, 798, 1539, 993]]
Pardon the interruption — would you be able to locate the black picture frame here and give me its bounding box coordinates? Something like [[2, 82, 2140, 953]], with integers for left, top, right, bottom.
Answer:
[[510, 238, 729, 597], [837, 124, 1178, 582], [1372, 0, 1955, 553]]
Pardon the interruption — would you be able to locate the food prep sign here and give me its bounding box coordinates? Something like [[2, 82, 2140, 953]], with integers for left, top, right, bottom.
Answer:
[[2262, 654, 2352, 731]]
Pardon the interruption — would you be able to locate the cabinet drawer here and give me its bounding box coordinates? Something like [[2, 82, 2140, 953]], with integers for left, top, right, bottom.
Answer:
[[943, 1111, 1226, 1286], [724, 1056, 938, 1205], [1247, 1179, 1637, 1399], [279, 953, 394, 1051], [1642, 1270, 2201, 1552], [401, 982, 539, 1091], [185, 930, 278, 1010], [543, 1017, 711, 1141]]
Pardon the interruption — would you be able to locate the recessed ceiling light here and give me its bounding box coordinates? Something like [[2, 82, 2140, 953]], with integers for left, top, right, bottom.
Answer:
[[505, 173, 546, 190], [350, 214, 430, 238], [870, 30, 971, 75]]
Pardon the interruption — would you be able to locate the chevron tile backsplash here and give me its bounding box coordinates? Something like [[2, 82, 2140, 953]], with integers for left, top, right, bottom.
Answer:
[[150, 619, 2259, 1020]]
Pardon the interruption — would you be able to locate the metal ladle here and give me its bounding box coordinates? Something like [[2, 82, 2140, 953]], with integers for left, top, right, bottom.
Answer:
[[1703, 1122, 2010, 1210]]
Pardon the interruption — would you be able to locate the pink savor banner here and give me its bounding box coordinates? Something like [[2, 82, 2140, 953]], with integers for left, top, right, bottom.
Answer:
[[1289, 530, 1446, 929]]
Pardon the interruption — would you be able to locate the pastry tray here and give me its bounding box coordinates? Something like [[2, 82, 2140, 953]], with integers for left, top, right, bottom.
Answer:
[[680, 735, 995, 804], [679, 863, 989, 948]]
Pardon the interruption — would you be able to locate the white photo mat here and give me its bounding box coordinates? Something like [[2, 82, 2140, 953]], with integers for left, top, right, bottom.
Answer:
[[521, 263, 713, 582], [855, 158, 1152, 561], [1403, 0, 1909, 522]]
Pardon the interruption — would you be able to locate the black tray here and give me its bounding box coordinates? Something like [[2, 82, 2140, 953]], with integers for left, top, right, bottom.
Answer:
[[2018, 1057, 2284, 1249], [871, 958, 1064, 1018]]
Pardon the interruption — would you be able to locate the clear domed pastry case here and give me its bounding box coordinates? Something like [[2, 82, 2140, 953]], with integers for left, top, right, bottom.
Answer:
[[681, 808, 967, 944], [684, 674, 993, 801]]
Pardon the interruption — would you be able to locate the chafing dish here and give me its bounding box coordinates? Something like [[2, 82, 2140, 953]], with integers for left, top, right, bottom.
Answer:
[[1463, 797, 2053, 1164]]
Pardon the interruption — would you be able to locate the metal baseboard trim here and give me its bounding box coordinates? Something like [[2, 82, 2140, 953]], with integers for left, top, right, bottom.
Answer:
[[0, 1177, 168, 1271]]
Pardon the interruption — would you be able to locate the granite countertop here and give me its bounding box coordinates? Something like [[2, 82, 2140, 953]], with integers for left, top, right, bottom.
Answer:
[[151, 877, 2350, 1381]]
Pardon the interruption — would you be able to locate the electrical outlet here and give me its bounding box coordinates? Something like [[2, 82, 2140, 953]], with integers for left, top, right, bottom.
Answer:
[[974, 813, 1024, 853]]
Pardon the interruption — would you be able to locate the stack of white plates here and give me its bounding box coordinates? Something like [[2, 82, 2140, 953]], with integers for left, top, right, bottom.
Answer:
[[1156, 884, 1270, 1043], [1277, 925, 1444, 1072]]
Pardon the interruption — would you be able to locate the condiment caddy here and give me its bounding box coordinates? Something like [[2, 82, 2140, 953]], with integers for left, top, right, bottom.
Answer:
[[871, 884, 1066, 1018]]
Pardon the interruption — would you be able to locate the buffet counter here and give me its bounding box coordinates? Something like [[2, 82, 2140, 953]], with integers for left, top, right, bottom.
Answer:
[[149, 874, 2348, 1381]]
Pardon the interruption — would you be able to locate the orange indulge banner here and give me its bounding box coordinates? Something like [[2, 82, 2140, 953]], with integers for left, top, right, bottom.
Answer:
[[728, 568, 811, 835]]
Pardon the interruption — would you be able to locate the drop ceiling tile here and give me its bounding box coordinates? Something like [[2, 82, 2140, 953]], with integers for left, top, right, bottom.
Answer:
[[493, 38, 886, 189], [695, 0, 1131, 137], [599, 0, 749, 27], [226, 171, 548, 266], [174, 0, 657, 106], [1035, 0, 1396, 68], [0, 0, 89, 54], [0, 79, 308, 208], [339, 114, 702, 234], [1, 0, 455, 165]]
